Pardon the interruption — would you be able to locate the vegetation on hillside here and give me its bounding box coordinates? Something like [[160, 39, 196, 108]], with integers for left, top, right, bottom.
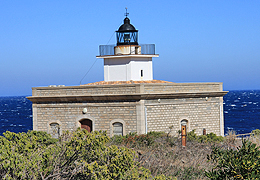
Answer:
[[0, 129, 169, 179], [1, 129, 260, 179], [110, 130, 224, 179], [206, 140, 260, 179]]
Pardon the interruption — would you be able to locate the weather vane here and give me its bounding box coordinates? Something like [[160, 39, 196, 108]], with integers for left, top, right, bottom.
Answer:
[[125, 7, 129, 17]]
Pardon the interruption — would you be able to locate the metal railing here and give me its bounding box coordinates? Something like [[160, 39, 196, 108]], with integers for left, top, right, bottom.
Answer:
[[140, 44, 155, 55], [99, 45, 115, 56], [99, 44, 156, 56]]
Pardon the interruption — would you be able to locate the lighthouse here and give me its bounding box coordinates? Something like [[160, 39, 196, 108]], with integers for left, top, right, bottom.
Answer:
[[28, 9, 227, 138], [97, 11, 159, 82]]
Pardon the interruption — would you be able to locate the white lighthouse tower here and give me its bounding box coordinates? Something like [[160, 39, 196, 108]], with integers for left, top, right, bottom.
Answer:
[[97, 11, 159, 82]]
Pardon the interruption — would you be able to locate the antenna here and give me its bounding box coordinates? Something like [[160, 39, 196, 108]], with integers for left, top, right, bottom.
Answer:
[[125, 7, 129, 17]]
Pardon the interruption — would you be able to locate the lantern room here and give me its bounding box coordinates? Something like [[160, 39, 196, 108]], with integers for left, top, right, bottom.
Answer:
[[96, 10, 159, 82], [116, 17, 138, 46]]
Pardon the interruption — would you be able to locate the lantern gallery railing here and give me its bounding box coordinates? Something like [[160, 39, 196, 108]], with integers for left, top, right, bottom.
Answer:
[[99, 44, 156, 56], [99, 45, 115, 56], [141, 44, 156, 55]]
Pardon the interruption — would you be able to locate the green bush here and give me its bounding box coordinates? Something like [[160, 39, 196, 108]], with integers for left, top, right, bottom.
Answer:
[[187, 130, 197, 141], [187, 130, 224, 143], [252, 129, 260, 136], [205, 140, 260, 179], [0, 130, 173, 180], [110, 131, 166, 147], [0, 130, 58, 179]]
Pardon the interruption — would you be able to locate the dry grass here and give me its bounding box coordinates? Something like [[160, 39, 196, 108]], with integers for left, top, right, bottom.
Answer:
[[109, 131, 260, 179], [110, 134, 215, 179], [136, 138, 213, 179]]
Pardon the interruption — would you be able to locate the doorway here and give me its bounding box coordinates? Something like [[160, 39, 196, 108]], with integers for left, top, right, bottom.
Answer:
[[80, 119, 92, 132]]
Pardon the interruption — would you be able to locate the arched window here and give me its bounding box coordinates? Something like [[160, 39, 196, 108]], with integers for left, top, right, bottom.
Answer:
[[181, 120, 188, 126], [80, 119, 92, 132], [180, 120, 188, 134], [113, 122, 123, 136], [50, 123, 60, 139]]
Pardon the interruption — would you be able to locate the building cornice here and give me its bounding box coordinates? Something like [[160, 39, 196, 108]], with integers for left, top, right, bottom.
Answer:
[[96, 54, 159, 59], [27, 91, 228, 103]]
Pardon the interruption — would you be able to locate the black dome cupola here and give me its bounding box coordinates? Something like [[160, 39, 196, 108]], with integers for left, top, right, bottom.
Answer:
[[116, 10, 138, 46]]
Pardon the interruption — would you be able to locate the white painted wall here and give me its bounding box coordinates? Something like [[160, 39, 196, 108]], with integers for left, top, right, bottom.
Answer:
[[104, 57, 153, 81], [129, 60, 153, 80]]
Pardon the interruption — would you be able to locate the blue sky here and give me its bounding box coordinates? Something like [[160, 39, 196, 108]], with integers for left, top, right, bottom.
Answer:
[[1, 0, 260, 96]]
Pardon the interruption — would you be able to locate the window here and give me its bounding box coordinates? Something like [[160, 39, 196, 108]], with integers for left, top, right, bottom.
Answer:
[[113, 122, 123, 136], [141, 70, 143, 78], [50, 123, 60, 139], [181, 120, 188, 126], [180, 120, 188, 134]]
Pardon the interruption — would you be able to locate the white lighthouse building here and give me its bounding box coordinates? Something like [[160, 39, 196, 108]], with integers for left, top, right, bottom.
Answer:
[[97, 14, 159, 82]]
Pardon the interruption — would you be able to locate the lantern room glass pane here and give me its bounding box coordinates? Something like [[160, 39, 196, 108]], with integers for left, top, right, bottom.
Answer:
[[116, 32, 138, 45], [124, 33, 130, 43]]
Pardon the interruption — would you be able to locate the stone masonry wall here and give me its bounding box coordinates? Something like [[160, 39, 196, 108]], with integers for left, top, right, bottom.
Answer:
[[30, 82, 225, 137], [146, 97, 223, 136], [144, 83, 222, 93], [32, 82, 223, 97], [32, 85, 137, 96], [34, 102, 137, 136]]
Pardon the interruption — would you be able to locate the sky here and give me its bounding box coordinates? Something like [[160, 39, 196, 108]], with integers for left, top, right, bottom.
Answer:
[[1, 0, 260, 96]]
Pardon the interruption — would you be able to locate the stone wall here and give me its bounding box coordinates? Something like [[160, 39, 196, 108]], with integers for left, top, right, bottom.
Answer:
[[145, 97, 223, 136], [32, 82, 223, 96], [32, 85, 137, 96], [33, 102, 137, 136], [143, 83, 222, 93], [29, 82, 226, 137]]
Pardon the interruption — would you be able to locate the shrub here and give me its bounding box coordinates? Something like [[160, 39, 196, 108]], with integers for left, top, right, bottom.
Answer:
[[187, 130, 197, 141], [110, 131, 167, 148], [0, 130, 58, 179], [205, 133, 224, 143], [205, 140, 260, 179], [187, 130, 223, 143], [1, 130, 170, 179], [252, 129, 260, 136], [225, 130, 237, 145]]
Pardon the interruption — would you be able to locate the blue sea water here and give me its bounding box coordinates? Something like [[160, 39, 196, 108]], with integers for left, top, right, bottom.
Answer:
[[0, 90, 260, 135], [223, 90, 260, 134], [0, 96, 32, 135]]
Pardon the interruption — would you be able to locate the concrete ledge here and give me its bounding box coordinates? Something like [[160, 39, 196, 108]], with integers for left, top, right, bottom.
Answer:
[[96, 54, 159, 59]]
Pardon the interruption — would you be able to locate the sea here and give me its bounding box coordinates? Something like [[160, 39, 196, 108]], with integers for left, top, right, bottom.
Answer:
[[0, 90, 260, 136]]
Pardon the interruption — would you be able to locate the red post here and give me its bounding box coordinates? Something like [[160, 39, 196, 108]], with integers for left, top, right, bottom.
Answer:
[[203, 128, 206, 135], [181, 125, 187, 147]]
